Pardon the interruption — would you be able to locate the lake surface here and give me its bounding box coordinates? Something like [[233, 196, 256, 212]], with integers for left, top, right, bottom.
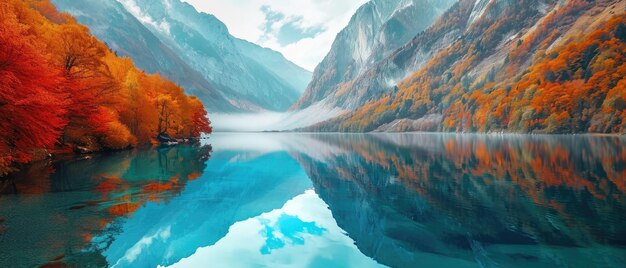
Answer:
[[1, 133, 625, 267]]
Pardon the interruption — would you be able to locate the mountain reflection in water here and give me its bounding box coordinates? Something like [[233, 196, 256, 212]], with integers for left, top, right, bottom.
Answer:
[[0, 133, 625, 267]]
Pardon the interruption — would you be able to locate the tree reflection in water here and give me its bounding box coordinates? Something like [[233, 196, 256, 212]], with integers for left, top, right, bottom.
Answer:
[[291, 134, 626, 267], [0, 144, 212, 267], [1, 133, 625, 267]]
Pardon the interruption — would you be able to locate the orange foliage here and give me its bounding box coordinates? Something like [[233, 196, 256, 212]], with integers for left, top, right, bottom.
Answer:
[[500, 14, 626, 133], [107, 202, 141, 217], [0, 0, 212, 175], [100, 120, 137, 150], [142, 182, 175, 193], [94, 175, 123, 194], [336, 1, 626, 134], [187, 172, 201, 180]]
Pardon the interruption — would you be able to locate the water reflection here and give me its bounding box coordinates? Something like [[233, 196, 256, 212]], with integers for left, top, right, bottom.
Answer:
[[0, 145, 212, 267], [100, 150, 313, 267], [0, 133, 625, 267], [289, 133, 626, 267], [167, 190, 382, 268]]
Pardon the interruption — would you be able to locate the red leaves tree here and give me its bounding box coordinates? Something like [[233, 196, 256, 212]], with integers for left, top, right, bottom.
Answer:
[[0, 0, 212, 175], [0, 1, 66, 175]]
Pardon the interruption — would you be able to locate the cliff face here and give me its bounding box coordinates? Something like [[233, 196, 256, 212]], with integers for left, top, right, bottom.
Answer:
[[53, 0, 312, 112], [291, 0, 456, 110], [302, 0, 626, 133]]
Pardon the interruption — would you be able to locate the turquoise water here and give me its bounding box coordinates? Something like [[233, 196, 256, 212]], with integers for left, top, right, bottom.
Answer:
[[0, 133, 625, 267]]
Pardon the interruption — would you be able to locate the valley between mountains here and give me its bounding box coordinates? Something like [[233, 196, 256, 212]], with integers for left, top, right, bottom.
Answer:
[[53, 0, 626, 133]]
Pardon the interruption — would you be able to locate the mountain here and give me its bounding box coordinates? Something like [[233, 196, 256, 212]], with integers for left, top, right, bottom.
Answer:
[[50, 0, 235, 111], [301, 0, 626, 134], [52, 0, 312, 112], [291, 0, 456, 110], [234, 38, 312, 94]]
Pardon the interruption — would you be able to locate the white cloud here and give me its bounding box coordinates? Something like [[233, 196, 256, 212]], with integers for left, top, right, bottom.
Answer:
[[181, 0, 368, 71], [118, 0, 171, 34]]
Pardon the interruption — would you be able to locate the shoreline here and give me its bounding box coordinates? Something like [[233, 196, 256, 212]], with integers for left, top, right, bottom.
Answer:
[[1, 138, 212, 179], [212, 131, 626, 137]]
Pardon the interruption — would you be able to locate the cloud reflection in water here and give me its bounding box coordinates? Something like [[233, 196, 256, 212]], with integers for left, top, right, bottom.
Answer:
[[165, 190, 383, 268]]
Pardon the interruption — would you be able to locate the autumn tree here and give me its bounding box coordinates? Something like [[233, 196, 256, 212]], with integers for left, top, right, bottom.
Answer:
[[0, 0, 213, 175], [0, 1, 66, 175]]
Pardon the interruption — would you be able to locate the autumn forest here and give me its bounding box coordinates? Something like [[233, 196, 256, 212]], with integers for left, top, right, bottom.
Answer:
[[309, 0, 626, 133], [0, 0, 211, 175]]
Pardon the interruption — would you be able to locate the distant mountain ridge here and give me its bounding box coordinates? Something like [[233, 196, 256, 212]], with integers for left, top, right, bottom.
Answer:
[[52, 0, 312, 112], [234, 38, 311, 94]]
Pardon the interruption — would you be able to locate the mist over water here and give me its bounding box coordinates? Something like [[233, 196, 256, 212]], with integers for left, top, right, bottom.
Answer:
[[210, 113, 290, 132], [209, 103, 346, 132]]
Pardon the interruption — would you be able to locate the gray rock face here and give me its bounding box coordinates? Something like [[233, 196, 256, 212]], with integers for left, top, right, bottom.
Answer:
[[52, 0, 312, 112], [291, 0, 456, 110]]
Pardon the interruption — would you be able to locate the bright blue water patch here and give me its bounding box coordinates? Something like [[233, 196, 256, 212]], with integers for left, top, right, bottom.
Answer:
[[101, 151, 313, 267]]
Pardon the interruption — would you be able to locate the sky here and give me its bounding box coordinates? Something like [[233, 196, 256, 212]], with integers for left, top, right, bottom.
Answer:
[[181, 0, 368, 71]]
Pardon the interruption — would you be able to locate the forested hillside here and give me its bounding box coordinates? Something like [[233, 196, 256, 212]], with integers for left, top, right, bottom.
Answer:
[[303, 0, 626, 133], [0, 0, 211, 175]]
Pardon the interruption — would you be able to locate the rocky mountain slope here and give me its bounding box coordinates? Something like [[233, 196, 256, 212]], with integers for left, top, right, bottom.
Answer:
[[302, 0, 626, 133], [291, 0, 456, 110], [52, 0, 312, 112]]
